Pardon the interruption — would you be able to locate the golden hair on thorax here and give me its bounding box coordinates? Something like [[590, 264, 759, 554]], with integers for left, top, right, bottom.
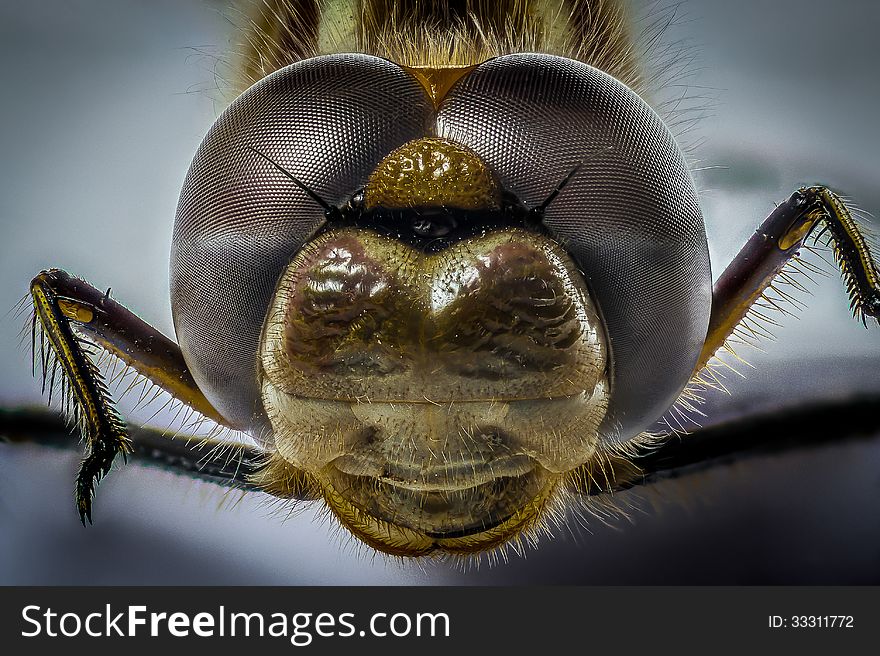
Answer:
[[238, 0, 642, 93]]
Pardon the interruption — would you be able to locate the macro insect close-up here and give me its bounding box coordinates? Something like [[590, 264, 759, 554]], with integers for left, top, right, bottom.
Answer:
[[1, 0, 879, 584]]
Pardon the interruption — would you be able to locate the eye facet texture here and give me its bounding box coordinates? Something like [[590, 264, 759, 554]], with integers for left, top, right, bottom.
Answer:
[[171, 54, 434, 430], [437, 54, 711, 440], [173, 53, 711, 441]]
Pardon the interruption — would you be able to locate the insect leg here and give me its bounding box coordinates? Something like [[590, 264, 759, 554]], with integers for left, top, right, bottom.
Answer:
[[1, 407, 262, 491], [578, 396, 880, 495], [697, 186, 880, 370], [30, 268, 230, 522], [1, 406, 319, 501]]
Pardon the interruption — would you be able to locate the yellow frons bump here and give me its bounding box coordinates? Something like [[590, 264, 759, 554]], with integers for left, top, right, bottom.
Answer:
[[365, 137, 500, 211]]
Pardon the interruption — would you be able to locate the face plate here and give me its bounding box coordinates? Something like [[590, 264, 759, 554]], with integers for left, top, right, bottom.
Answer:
[[259, 226, 609, 551]]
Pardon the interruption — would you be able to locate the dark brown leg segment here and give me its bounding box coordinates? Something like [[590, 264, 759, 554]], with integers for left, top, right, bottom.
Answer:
[[30, 268, 229, 522], [697, 186, 879, 371], [571, 396, 880, 495], [1, 407, 263, 492]]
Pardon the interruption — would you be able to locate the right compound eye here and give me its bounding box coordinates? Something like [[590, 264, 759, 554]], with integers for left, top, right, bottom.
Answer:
[[436, 53, 712, 441]]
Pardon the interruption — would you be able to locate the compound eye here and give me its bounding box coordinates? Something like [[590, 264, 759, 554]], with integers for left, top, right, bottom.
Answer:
[[438, 54, 712, 440], [171, 55, 433, 430]]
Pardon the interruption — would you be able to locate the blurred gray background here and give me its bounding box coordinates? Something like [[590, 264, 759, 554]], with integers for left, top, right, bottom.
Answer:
[[0, 0, 878, 584]]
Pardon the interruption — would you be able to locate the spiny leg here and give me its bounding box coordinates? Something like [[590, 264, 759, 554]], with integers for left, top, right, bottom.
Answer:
[[697, 186, 879, 371], [30, 268, 231, 522]]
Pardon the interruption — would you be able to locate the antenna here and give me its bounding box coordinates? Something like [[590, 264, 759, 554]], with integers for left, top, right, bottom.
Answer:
[[247, 145, 337, 215], [534, 163, 582, 215], [532, 146, 614, 216]]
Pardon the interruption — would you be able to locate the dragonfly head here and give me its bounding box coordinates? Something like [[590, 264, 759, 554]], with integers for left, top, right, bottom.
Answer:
[[258, 138, 610, 555]]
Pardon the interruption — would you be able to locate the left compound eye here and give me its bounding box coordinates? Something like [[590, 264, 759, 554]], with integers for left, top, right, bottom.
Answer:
[[437, 54, 712, 440], [170, 55, 434, 430]]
